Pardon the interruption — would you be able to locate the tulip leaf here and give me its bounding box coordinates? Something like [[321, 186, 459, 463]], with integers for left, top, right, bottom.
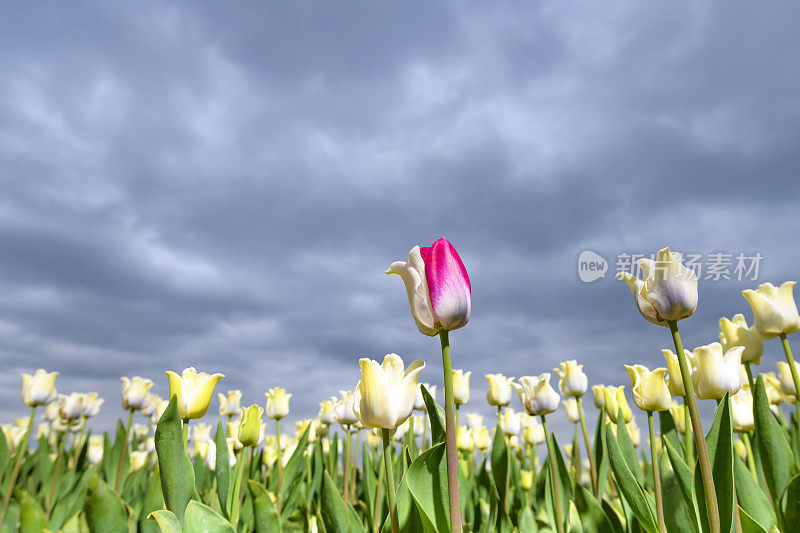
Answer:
[[604, 423, 657, 533], [384, 463, 429, 533], [573, 483, 616, 533], [18, 489, 48, 532], [739, 506, 769, 533], [659, 450, 700, 533], [550, 431, 574, 523], [184, 500, 235, 533], [662, 434, 701, 531], [693, 394, 735, 533], [321, 470, 354, 533], [421, 385, 446, 445], [0, 429, 8, 475], [753, 375, 796, 505], [734, 454, 776, 531], [280, 423, 311, 506], [213, 420, 231, 518], [139, 468, 165, 533], [148, 510, 182, 533], [84, 474, 128, 533], [780, 473, 800, 528], [491, 419, 509, 511], [406, 442, 451, 533], [658, 409, 681, 456], [155, 395, 195, 526], [249, 480, 282, 533], [593, 410, 609, 499], [615, 410, 643, 484]]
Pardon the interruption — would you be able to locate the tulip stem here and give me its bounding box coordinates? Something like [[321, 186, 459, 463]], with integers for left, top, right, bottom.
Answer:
[[541, 415, 564, 533], [382, 429, 400, 533], [669, 320, 720, 533], [744, 363, 756, 389], [373, 459, 384, 533], [115, 409, 135, 493], [343, 425, 352, 505], [0, 405, 36, 529], [439, 330, 462, 533], [276, 419, 283, 514], [182, 418, 189, 450], [742, 432, 757, 480], [648, 412, 666, 533], [577, 399, 598, 496], [47, 436, 64, 516], [351, 429, 361, 503], [779, 333, 800, 406], [682, 403, 693, 464], [408, 416, 416, 457]]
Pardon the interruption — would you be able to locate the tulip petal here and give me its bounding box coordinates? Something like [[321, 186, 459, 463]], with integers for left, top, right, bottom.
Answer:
[[420, 238, 471, 331], [386, 247, 438, 336]]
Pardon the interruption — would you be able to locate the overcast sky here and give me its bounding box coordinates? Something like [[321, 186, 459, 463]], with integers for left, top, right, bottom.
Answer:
[[2, 1, 800, 443]]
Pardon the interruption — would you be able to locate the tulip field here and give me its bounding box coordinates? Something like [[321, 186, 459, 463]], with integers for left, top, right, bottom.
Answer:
[[2, 239, 800, 532]]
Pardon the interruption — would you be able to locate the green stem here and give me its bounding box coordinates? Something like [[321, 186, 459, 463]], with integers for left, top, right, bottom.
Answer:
[[72, 422, 86, 467], [744, 363, 755, 390], [343, 425, 352, 505], [0, 405, 36, 529], [779, 333, 800, 453], [382, 429, 400, 533], [439, 330, 462, 533], [47, 436, 64, 516], [670, 320, 719, 533], [408, 415, 416, 457], [741, 433, 757, 480], [182, 418, 189, 450], [682, 402, 693, 464], [115, 409, 135, 493], [229, 448, 248, 527], [373, 458, 385, 533], [276, 418, 283, 514], [577, 399, 598, 496], [648, 412, 666, 533], [351, 428, 361, 503], [542, 415, 564, 533]]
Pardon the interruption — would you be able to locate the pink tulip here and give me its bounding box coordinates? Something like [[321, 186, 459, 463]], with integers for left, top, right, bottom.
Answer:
[[387, 237, 471, 335]]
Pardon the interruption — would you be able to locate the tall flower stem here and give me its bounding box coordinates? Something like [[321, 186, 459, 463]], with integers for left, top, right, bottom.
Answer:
[[182, 418, 189, 450], [408, 416, 416, 457], [382, 429, 399, 533], [682, 403, 693, 464], [350, 429, 361, 503], [47, 436, 64, 516], [343, 425, 352, 505], [541, 415, 564, 533], [744, 363, 756, 389], [741, 432, 757, 479], [115, 409, 135, 492], [276, 419, 283, 514], [577, 399, 598, 496], [669, 320, 719, 533], [230, 448, 250, 527], [779, 333, 800, 407], [439, 330, 462, 533], [373, 459, 385, 533], [648, 412, 666, 533], [0, 405, 36, 529]]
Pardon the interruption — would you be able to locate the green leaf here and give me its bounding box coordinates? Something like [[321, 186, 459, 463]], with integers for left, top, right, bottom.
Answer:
[[140, 468, 165, 533], [780, 473, 800, 528], [573, 484, 616, 533], [387, 465, 428, 533], [658, 409, 681, 457], [566, 500, 582, 533], [662, 436, 701, 532], [155, 395, 195, 526], [103, 421, 129, 489], [321, 471, 352, 533], [659, 451, 699, 533], [615, 410, 643, 484], [0, 428, 8, 475], [214, 421, 231, 518], [406, 442, 451, 533], [280, 423, 311, 507], [421, 385, 446, 446], [84, 475, 128, 533], [694, 393, 735, 533], [753, 375, 795, 503], [739, 506, 769, 533], [249, 480, 282, 533], [593, 410, 609, 499], [734, 455, 775, 531], [604, 423, 657, 533], [185, 500, 236, 533], [149, 510, 182, 533], [491, 420, 509, 510], [18, 489, 48, 532]]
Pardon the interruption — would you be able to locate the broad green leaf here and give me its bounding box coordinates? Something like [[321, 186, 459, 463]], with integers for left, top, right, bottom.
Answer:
[[616, 409, 643, 484], [249, 480, 282, 533], [406, 442, 451, 533], [604, 423, 657, 533], [573, 483, 616, 533], [185, 500, 236, 533], [663, 435, 700, 529], [155, 395, 195, 526], [385, 464, 428, 533], [753, 375, 795, 503], [321, 471, 354, 533], [491, 419, 509, 510], [780, 473, 800, 528], [19, 489, 48, 532], [280, 423, 311, 516], [139, 468, 165, 533], [566, 500, 582, 533], [658, 410, 681, 458], [739, 506, 769, 533], [593, 410, 609, 499], [734, 455, 775, 531], [84, 475, 128, 533], [517, 506, 537, 532], [0, 430, 8, 476], [659, 451, 699, 533], [148, 510, 182, 533], [421, 385, 446, 445], [214, 421, 231, 518], [694, 393, 735, 533]]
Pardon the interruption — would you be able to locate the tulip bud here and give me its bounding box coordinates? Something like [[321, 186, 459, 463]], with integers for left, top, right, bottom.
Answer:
[[87, 435, 104, 464], [662, 349, 696, 397], [625, 365, 671, 412], [564, 398, 580, 422], [386, 238, 471, 335], [465, 413, 484, 430], [669, 401, 686, 433], [618, 247, 698, 326], [452, 370, 471, 405], [603, 386, 632, 424], [513, 374, 560, 416], [499, 407, 522, 437], [121, 377, 154, 411], [218, 390, 243, 418], [520, 470, 534, 491], [394, 418, 410, 441], [719, 314, 764, 365], [456, 425, 473, 452], [522, 419, 545, 446], [733, 439, 747, 463], [238, 404, 264, 447], [129, 451, 149, 473], [265, 387, 292, 421], [592, 385, 606, 409], [165, 367, 225, 420], [333, 390, 359, 426], [353, 353, 425, 430], [692, 342, 743, 400], [777, 361, 800, 395], [471, 426, 491, 452], [59, 393, 85, 420], [318, 399, 336, 425], [742, 281, 800, 339], [554, 360, 588, 398], [730, 388, 754, 433], [414, 383, 436, 411], [21, 369, 58, 407], [485, 373, 515, 407]]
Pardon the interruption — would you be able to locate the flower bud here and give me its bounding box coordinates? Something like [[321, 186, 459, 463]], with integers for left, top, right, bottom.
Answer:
[[554, 360, 588, 398], [592, 385, 606, 409], [486, 373, 515, 407], [129, 451, 149, 473], [742, 281, 800, 339], [265, 387, 292, 421], [777, 361, 800, 396], [662, 349, 696, 397], [452, 370, 471, 405], [513, 374, 560, 417], [165, 367, 225, 420], [465, 413, 484, 430], [238, 404, 264, 447], [730, 388, 754, 433], [333, 390, 359, 426], [603, 386, 632, 424], [669, 401, 686, 434], [21, 369, 58, 407], [499, 407, 521, 437], [520, 470, 534, 490], [456, 425, 473, 452], [318, 399, 336, 425], [733, 439, 747, 463], [82, 393, 104, 418], [522, 419, 545, 446], [625, 364, 671, 412], [471, 426, 491, 452], [564, 398, 580, 422]]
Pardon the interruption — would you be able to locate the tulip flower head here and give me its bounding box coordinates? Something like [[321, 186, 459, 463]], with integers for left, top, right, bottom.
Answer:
[[513, 374, 560, 417], [218, 390, 243, 418], [465, 412, 484, 430], [121, 376, 154, 411], [692, 342, 743, 400], [141, 393, 160, 418], [564, 398, 580, 422], [414, 383, 436, 411], [318, 399, 336, 425], [554, 360, 588, 398], [486, 373, 515, 407], [353, 353, 425, 430], [500, 407, 522, 437], [21, 369, 58, 407], [165, 367, 225, 420], [742, 281, 800, 339], [58, 393, 85, 421], [456, 425, 473, 451], [386, 237, 471, 335], [719, 314, 764, 365], [265, 387, 292, 421], [730, 388, 754, 433], [129, 451, 149, 473], [333, 390, 359, 426], [452, 369, 471, 405], [777, 361, 800, 395], [522, 418, 545, 446], [592, 385, 606, 409], [625, 364, 671, 412], [603, 386, 632, 424], [471, 426, 491, 452], [82, 393, 104, 418], [617, 247, 698, 326], [668, 401, 686, 433], [520, 470, 534, 491], [238, 404, 264, 447], [662, 349, 696, 397], [763, 372, 795, 405]]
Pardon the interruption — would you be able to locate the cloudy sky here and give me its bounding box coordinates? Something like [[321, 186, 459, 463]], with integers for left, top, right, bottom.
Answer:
[[2, 1, 800, 442]]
